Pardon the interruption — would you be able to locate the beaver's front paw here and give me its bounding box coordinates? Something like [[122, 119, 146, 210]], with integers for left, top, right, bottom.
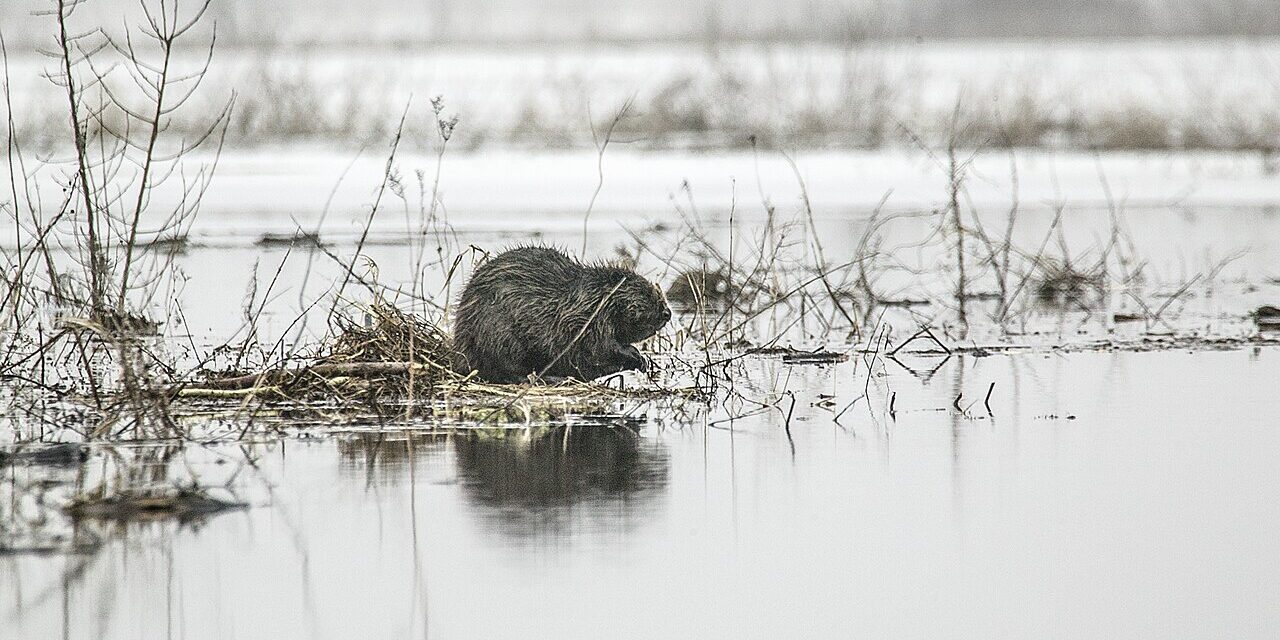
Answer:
[[617, 344, 647, 372]]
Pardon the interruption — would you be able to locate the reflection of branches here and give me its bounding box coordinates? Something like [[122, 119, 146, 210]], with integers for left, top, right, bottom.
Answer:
[[2, 440, 261, 629], [888, 353, 952, 384]]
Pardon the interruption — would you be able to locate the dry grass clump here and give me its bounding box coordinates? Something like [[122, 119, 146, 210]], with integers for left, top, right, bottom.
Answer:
[[185, 304, 463, 401], [1033, 260, 1107, 310], [321, 304, 457, 375], [1087, 107, 1173, 150]]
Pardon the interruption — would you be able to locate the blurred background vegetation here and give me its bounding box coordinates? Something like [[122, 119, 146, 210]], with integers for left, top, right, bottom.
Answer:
[[1, 0, 1278, 48]]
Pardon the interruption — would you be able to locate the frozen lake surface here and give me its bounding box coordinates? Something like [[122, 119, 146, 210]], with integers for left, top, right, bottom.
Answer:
[[190, 148, 1280, 226]]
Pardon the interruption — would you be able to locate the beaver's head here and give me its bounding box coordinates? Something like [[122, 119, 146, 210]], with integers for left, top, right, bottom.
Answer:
[[611, 272, 672, 344]]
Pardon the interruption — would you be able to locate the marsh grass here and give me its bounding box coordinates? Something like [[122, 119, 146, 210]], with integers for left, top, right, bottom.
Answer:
[[7, 37, 1280, 158], [0, 0, 233, 444], [0, 0, 264, 543]]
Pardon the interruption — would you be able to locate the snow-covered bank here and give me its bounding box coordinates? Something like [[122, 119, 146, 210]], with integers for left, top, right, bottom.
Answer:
[[5, 40, 1280, 152], [181, 148, 1278, 235]]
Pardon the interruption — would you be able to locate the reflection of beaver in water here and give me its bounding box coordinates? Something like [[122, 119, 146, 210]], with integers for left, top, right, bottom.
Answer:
[[337, 426, 671, 538], [452, 246, 671, 383]]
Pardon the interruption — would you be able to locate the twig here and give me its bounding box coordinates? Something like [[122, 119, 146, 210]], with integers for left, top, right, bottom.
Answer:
[[581, 97, 634, 256], [888, 326, 951, 356]]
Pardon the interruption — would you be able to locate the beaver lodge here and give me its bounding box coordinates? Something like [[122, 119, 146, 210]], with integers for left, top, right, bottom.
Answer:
[[172, 304, 690, 429]]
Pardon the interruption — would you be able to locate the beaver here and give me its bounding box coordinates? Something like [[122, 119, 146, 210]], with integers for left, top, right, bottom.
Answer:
[[452, 246, 671, 383]]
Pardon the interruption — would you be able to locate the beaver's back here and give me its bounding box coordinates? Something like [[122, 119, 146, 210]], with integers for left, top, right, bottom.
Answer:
[[452, 247, 586, 381]]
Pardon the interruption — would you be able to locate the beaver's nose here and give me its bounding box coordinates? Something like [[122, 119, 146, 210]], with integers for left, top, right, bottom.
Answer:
[[661, 306, 672, 322]]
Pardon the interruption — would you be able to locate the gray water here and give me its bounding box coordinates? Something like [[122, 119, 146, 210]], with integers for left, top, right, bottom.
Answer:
[[77, 197, 1280, 351], [5, 348, 1279, 639]]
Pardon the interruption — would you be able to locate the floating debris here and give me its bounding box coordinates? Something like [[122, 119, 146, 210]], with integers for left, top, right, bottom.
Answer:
[[0, 443, 86, 468], [879, 298, 931, 308], [141, 234, 191, 252], [256, 231, 323, 248], [57, 309, 161, 335], [66, 487, 246, 522], [1113, 312, 1147, 323], [779, 350, 848, 365], [186, 304, 459, 399]]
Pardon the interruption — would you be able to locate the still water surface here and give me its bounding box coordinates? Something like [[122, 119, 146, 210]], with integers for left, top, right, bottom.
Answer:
[[5, 348, 1279, 639]]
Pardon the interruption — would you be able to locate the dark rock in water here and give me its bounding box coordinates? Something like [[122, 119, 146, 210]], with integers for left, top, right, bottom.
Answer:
[[453, 246, 671, 383], [1255, 305, 1280, 327], [666, 268, 734, 308]]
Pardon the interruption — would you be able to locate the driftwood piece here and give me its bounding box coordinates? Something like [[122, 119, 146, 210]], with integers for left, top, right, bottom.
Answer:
[[177, 387, 284, 399]]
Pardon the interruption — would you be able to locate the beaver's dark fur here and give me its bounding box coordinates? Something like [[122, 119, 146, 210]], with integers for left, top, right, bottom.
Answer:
[[452, 246, 671, 383]]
